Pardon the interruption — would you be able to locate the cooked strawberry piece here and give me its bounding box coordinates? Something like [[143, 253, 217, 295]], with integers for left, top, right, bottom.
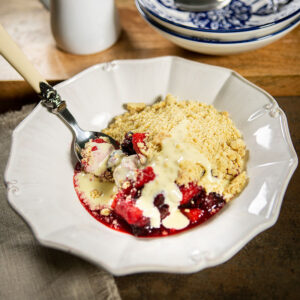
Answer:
[[112, 190, 149, 227], [111, 166, 156, 228], [179, 182, 202, 205], [135, 166, 155, 188], [132, 133, 147, 154], [183, 208, 204, 223], [111, 188, 129, 209], [93, 138, 106, 143], [115, 200, 147, 226]]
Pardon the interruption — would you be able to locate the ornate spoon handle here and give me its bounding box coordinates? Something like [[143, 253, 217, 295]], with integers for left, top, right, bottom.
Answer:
[[39, 82, 66, 112], [0, 24, 86, 140], [38, 82, 88, 142], [0, 24, 46, 93], [0, 24, 75, 125], [0, 23, 118, 161]]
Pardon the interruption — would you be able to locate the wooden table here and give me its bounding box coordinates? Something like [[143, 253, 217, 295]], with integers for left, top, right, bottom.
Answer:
[[1, 0, 300, 113], [1, 0, 299, 299]]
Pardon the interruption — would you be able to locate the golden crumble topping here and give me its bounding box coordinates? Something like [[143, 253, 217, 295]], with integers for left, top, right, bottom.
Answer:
[[103, 94, 248, 200]]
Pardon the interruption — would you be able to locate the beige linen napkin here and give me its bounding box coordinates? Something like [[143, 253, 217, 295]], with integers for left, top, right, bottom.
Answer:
[[0, 105, 121, 300]]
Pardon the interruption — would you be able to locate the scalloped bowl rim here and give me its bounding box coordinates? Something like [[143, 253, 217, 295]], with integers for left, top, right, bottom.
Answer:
[[4, 57, 298, 275]]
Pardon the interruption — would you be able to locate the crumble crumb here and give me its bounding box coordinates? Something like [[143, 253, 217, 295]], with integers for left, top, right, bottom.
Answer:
[[90, 189, 102, 199], [122, 181, 131, 189], [126, 103, 146, 112], [100, 208, 111, 216]]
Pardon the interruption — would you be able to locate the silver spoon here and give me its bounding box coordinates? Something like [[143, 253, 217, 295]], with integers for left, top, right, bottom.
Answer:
[[174, 0, 231, 11], [0, 24, 118, 161]]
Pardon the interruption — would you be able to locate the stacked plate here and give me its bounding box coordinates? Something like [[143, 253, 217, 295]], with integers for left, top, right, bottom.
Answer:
[[136, 0, 300, 55]]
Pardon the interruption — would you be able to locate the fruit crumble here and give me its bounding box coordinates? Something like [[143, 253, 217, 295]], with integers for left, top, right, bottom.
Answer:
[[73, 94, 248, 237]]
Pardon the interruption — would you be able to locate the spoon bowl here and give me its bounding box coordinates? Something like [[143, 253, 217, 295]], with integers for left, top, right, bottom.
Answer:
[[174, 0, 231, 11]]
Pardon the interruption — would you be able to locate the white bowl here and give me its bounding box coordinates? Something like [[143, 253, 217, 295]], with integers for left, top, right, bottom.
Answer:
[[138, 0, 300, 41], [5, 57, 297, 275], [137, 1, 300, 55]]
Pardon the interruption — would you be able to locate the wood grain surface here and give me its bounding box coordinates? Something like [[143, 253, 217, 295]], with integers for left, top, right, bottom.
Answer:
[[0, 0, 300, 113]]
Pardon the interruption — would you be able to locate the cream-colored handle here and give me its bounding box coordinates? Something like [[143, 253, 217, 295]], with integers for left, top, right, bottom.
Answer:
[[0, 23, 47, 93]]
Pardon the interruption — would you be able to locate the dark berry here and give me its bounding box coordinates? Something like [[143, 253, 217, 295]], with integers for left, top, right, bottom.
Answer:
[[154, 194, 164, 207], [121, 132, 135, 155], [154, 194, 169, 220], [179, 182, 203, 206]]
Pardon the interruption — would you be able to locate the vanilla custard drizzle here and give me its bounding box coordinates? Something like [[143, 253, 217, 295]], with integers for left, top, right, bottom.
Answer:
[[76, 121, 228, 229], [136, 121, 227, 230], [75, 172, 116, 210]]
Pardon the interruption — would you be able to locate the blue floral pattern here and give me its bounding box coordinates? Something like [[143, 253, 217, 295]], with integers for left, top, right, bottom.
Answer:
[[189, 0, 251, 30], [157, 0, 176, 8], [139, 0, 300, 30]]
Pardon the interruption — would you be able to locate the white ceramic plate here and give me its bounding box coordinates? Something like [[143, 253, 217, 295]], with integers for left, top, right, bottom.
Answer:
[[5, 57, 297, 275], [137, 1, 300, 55]]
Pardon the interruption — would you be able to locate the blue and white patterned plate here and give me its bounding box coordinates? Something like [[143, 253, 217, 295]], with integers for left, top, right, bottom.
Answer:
[[139, 0, 300, 32], [137, 0, 300, 54]]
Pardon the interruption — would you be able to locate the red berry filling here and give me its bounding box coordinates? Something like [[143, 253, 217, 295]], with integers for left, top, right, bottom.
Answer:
[[75, 166, 226, 237], [112, 190, 149, 227], [111, 166, 156, 228], [93, 138, 106, 143], [121, 132, 147, 156], [179, 184, 226, 225], [132, 133, 147, 154], [75, 131, 227, 237], [183, 208, 205, 224], [180, 188, 226, 215], [135, 166, 155, 188], [121, 132, 135, 155], [179, 182, 203, 205]]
